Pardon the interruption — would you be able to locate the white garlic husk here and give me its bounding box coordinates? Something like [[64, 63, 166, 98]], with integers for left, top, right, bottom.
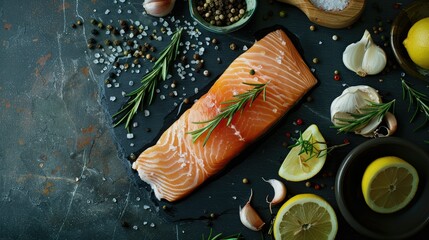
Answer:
[[330, 85, 382, 136], [343, 30, 387, 77], [143, 0, 176, 17], [239, 189, 265, 231]]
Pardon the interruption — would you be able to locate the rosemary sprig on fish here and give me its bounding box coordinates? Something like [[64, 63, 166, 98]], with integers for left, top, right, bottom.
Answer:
[[112, 28, 183, 131], [188, 82, 268, 146]]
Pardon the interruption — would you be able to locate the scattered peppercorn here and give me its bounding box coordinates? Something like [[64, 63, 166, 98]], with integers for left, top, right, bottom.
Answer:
[[203, 69, 210, 77], [193, 53, 201, 60], [306, 95, 313, 102], [96, 44, 103, 49], [76, 20, 83, 25], [249, 69, 255, 75], [242, 178, 249, 184], [279, 10, 287, 18], [314, 184, 321, 190], [309, 25, 316, 31], [145, 128, 151, 132], [91, 29, 99, 35], [71, 23, 77, 29], [296, 118, 303, 125], [183, 98, 190, 104], [334, 74, 341, 81], [305, 181, 312, 188], [133, 58, 140, 65], [229, 43, 237, 51], [209, 213, 216, 219], [113, 40, 121, 46], [87, 43, 95, 49], [332, 35, 338, 41], [211, 38, 219, 44], [129, 153, 136, 161], [87, 38, 96, 44], [312, 57, 319, 64], [90, 19, 98, 25], [97, 22, 104, 29]]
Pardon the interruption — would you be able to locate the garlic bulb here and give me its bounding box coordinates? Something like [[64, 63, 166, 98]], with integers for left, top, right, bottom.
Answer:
[[239, 189, 265, 231], [343, 30, 387, 77], [330, 85, 382, 136], [143, 0, 176, 17]]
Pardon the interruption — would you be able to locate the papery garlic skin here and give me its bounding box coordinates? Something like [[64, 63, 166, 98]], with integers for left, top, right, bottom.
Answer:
[[143, 0, 176, 17], [330, 85, 382, 136], [343, 30, 387, 77], [239, 189, 265, 231]]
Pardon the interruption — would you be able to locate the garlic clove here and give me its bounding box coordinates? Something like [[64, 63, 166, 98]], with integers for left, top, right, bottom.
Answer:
[[342, 30, 386, 77], [374, 112, 398, 137], [239, 189, 265, 231], [361, 40, 387, 76], [262, 177, 286, 206], [143, 0, 176, 17], [331, 85, 384, 137], [330, 85, 381, 123]]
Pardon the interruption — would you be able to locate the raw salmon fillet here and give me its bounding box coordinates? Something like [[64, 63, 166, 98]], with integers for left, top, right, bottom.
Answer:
[[132, 29, 317, 202]]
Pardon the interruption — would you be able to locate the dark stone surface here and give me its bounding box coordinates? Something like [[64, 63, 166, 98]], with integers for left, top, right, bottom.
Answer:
[[1, 0, 428, 239]]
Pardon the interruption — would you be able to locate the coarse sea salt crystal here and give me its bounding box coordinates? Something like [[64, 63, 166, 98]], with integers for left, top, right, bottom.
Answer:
[[310, 0, 349, 11], [126, 133, 134, 139], [144, 110, 150, 117], [105, 9, 110, 14], [110, 96, 116, 101]]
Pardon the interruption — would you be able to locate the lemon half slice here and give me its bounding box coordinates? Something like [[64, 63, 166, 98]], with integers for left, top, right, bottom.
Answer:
[[279, 124, 327, 181], [273, 193, 338, 240], [361, 156, 419, 214]]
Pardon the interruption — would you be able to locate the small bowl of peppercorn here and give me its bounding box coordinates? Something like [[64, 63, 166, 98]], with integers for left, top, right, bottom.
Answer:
[[189, 0, 257, 34]]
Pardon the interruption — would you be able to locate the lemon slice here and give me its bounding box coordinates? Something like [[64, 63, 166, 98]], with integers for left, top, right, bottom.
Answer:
[[361, 156, 419, 214], [273, 193, 338, 240], [279, 124, 327, 181]]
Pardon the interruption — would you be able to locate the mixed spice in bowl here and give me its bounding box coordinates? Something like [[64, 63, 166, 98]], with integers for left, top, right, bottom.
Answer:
[[189, 0, 257, 33]]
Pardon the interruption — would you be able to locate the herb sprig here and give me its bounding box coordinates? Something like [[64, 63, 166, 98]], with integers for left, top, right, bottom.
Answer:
[[401, 78, 429, 129], [333, 100, 395, 133], [202, 228, 243, 240], [188, 82, 267, 146], [290, 132, 349, 162], [112, 28, 183, 131]]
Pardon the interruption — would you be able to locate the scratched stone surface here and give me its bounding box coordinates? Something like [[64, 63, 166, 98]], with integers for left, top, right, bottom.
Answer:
[[1, 0, 429, 240]]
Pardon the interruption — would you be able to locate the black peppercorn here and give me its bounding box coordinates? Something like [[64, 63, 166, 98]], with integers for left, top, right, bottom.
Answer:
[[87, 38, 96, 44], [91, 29, 99, 35], [109, 72, 116, 79], [71, 23, 77, 29], [229, 43, 237, 50], [90, 19, 98, 25]]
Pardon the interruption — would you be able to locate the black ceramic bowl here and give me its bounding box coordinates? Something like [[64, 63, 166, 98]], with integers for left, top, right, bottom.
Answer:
[[335, 137, 429, 239], [390, 0, 429, 82]]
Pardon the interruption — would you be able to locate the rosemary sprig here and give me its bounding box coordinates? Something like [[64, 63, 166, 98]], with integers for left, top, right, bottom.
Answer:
[[202, 229, 243, 240], [333, 100, 395, 133], [188, 82, 267, 146], [290, 132, 349, 162], [401, 78, 429, 129], [112, 28, 183, 131]]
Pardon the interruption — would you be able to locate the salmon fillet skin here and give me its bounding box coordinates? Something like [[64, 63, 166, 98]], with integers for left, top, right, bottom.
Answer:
[[132, 29, 318, 202]]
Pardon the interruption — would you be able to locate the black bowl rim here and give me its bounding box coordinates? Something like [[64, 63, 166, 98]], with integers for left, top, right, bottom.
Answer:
[[335, 137, 429, 239]]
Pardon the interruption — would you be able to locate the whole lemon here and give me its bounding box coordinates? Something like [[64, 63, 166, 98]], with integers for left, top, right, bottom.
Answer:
[[403, 17, 429, 69]]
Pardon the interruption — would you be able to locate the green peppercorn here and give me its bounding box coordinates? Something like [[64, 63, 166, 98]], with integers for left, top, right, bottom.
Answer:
[[279, 10, 286, 18], [97, 22, 104, 29]]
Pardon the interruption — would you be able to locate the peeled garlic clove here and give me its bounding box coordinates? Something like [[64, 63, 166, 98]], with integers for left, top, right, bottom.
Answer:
[[262, 177, 286, 205], [143, 0, 176, 17], [239, 189, 265, 231], [342, 30, 386, 77]]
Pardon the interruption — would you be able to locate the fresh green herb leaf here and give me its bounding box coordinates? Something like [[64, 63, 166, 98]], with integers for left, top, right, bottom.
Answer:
[[401, 78, 429, 129], [188, 82, 267, 146], [333, 100, 395, 133], [290, 132, 349, 162], [112, 28, 183, 131], [202, 228, 243, 240]]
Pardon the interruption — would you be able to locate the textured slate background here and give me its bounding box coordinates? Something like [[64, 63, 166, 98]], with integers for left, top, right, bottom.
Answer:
[[1, 0, 428, 239]]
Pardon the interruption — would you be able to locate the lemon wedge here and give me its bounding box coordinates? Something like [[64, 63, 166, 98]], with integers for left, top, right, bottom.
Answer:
[[279, 124, 327, 181], [361, 156, 419, 214], [273, 193, 338, 240]]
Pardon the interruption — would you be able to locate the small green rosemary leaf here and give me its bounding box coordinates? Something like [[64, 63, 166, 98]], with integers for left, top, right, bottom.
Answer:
[[188, 82, 268, 146], [112, 28, 183, 131], [401, 78, 429, 129], [332, 100, 395, 133]]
